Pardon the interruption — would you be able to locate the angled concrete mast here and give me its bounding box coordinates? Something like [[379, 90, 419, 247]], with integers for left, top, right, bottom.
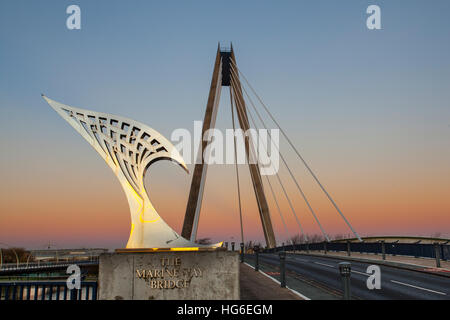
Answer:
[[182, 45, 277, 248]]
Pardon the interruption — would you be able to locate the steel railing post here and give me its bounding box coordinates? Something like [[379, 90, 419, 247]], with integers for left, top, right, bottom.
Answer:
[[434, 243, 441, 268], [254, 246, 260, 272], [279, 251, 286, 288]]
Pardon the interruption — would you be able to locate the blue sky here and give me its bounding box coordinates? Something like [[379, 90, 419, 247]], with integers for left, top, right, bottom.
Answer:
[[1, 1, 450, 248]]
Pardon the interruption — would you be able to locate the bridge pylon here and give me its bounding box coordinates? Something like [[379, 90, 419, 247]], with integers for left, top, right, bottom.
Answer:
[[181, 44, 277, 249]]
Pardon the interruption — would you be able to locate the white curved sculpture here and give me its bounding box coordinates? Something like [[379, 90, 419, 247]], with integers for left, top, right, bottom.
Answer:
[[43, 95, 215, 249]]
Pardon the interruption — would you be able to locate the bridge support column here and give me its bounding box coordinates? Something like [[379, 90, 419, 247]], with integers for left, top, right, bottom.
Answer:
[[182, 46, 277, 249]]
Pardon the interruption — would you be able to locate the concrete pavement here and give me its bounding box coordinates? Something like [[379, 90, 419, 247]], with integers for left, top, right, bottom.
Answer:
[[239, 263, 302, 300]]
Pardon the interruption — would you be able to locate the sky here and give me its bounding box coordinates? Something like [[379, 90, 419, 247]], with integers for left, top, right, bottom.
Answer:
[[0, 1, 449, 249]]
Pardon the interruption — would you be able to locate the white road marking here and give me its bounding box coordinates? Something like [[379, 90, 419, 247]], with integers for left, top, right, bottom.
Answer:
[[243, 262, 311, 300], [390, 280, 447, 296], [352, 270, 370, 276], [290, 257, 309, 262], [314, 262, 334, 268]]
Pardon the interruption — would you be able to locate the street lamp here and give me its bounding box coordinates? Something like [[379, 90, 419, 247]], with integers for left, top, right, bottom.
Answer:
[[338, 262, 352, 300]]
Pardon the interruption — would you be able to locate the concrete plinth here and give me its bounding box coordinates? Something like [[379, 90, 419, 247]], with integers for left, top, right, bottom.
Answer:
[[98, 250, 239, 300]]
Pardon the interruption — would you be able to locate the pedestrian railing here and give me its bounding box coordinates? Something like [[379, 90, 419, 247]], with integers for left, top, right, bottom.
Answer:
[[265, 242, 449, 262], [0, 260, 98, 272], [0, 281, 97, 300]]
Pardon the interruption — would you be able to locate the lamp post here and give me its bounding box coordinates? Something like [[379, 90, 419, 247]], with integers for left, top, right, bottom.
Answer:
[[338, 262, 352, 300], [240, 243, 244, 263]]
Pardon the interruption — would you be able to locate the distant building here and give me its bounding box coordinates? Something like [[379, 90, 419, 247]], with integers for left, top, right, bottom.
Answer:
[[30, 248, 109, 262]]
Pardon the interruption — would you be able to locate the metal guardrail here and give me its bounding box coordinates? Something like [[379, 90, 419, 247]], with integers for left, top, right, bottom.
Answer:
[[265, 242, 449, 261], [0, 281, 98, 300], [0, 260, 98, 272]]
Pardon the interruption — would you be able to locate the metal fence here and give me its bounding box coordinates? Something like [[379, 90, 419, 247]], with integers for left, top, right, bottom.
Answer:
[[0, 281, 97, 300], [265, 242, 449, 261], [0, 260, 98, 273]]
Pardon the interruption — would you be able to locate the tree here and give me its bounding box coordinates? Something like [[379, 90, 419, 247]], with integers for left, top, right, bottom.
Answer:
[[0, 247, 31, 263], [290, 234, 304, 244], [196, 238, 212, 245]]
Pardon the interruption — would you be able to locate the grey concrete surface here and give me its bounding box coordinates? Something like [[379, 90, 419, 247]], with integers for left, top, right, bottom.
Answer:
[[239, 263, 302, 300], [99, 251, 239, 300]]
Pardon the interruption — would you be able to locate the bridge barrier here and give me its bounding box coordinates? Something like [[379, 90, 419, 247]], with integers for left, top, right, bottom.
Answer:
[[0, 260, 98, 273], [0, 281, 97, 300], [266, 242, 450, 262]]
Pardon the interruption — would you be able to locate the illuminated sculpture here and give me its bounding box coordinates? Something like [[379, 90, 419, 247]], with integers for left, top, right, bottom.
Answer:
[[43, 95, 215, 249]]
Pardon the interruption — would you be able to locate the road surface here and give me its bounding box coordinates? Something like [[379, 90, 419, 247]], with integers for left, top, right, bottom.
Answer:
[[245, 253, 450, 300]]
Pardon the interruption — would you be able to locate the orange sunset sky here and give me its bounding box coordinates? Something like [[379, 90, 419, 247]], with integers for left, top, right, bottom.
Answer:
[[1, 1, 450, 249]]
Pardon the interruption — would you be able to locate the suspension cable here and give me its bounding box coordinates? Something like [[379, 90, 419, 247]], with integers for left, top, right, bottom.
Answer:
[[229, 75, 271, 244], [230, 60, 362, 242], [230, 64, 330, 242], [265, 169, 293, 245], [229, 86, 244, 246], [230, 71, 308, 243]]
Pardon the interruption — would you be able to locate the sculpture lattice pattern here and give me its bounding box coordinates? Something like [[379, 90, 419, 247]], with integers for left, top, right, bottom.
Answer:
[[62, 107, 169, 199]]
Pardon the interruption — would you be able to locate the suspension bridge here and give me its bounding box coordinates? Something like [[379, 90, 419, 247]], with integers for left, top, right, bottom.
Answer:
[[181, 44, 361, 250]]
